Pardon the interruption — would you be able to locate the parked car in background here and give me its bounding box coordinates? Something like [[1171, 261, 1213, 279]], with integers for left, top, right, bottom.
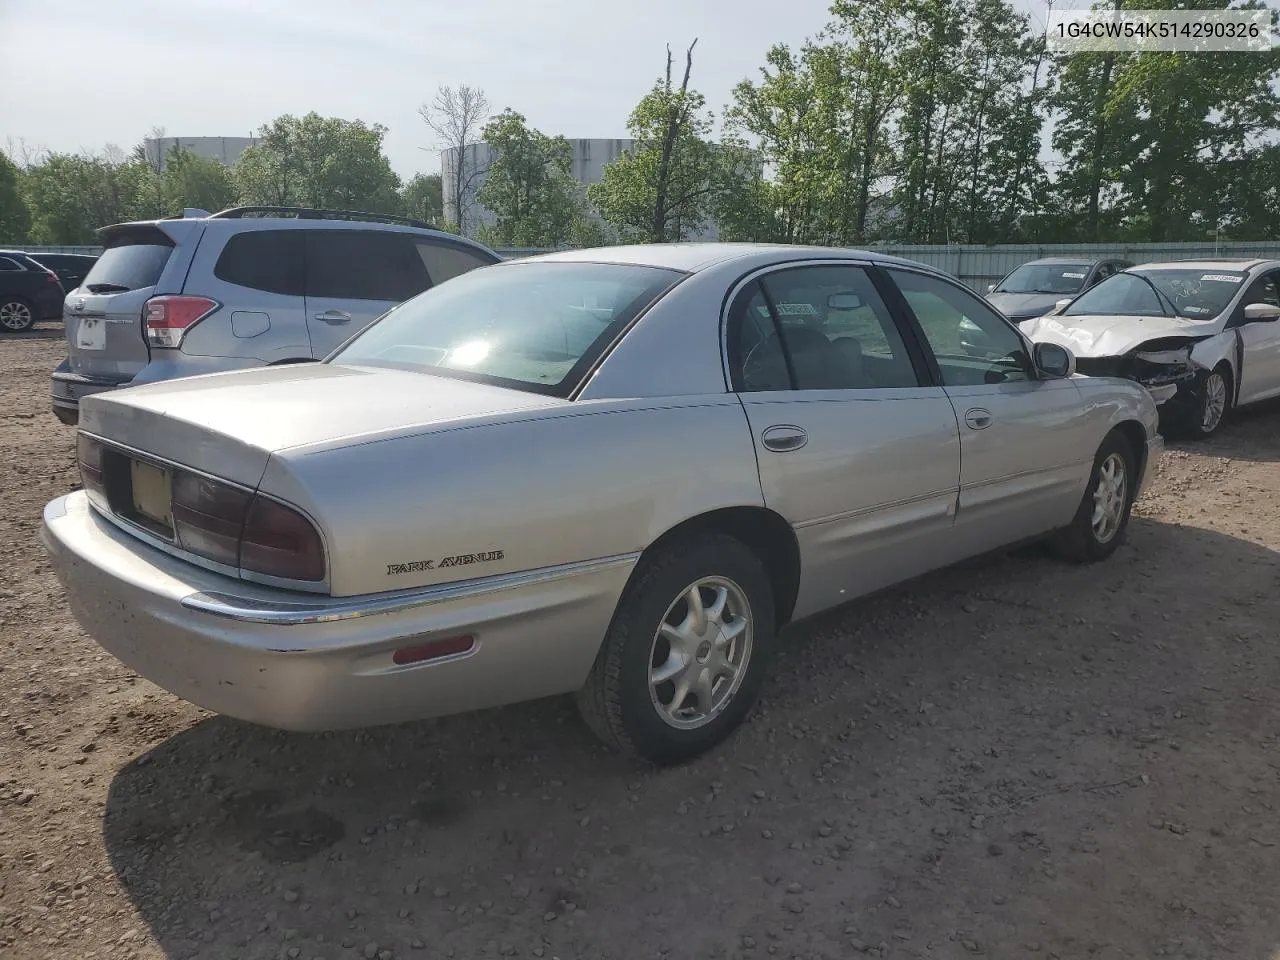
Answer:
[[0, 250, 65, 333], [985, 257, 1133, 323], [42, 243, 1163, 764], [50, 206, 502, 425], [28, 252, 98, 294], [1020, 258, 1280, 439]]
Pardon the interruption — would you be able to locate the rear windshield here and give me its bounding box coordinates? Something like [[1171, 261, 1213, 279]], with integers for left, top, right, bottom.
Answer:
[[329, 261, 684, 396], [82, 229, 174, 292]]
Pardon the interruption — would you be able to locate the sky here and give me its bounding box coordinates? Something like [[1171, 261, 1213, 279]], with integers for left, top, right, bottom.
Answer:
[[1, 0, 1053, 181]]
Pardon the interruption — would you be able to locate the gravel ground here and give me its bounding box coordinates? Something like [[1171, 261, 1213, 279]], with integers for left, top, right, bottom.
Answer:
[[4, 328, 1280, 960]]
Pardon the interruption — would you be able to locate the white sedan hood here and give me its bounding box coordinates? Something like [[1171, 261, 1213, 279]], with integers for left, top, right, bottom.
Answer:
[[1020, 313, 1215, 358]]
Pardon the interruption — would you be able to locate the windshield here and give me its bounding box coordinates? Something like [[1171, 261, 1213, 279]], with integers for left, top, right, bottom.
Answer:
[[1064, 268, 1247, 320], [330, 261, 684, 396], [994, 262, 1092, 295]]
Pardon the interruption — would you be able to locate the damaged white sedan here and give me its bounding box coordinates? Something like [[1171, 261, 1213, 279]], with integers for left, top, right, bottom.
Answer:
[[1020, 259, 1280, 438]]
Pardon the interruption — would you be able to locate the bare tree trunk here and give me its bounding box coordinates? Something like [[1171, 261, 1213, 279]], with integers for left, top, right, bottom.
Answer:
[[420, 85, 490, 235], [652, 39, 698, 243]]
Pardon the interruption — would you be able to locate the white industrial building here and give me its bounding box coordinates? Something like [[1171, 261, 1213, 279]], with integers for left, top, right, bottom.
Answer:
[[441, 137, 720, 241], [143, 136, 260, 172]]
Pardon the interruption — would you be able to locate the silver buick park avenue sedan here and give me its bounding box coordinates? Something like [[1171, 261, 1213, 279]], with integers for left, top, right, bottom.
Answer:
[[41, 244, 1163, 764]]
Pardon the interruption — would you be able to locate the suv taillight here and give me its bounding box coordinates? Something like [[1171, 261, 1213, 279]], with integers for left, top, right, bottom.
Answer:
[[171, 472, 326, 583], [143, 295, 218, 348]]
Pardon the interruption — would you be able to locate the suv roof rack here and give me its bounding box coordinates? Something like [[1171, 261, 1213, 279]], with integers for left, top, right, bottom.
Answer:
[[207, 206, 437, 230]]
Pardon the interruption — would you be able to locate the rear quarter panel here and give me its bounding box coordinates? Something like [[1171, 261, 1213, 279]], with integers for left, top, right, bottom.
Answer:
[[260, 396, 765, 597]]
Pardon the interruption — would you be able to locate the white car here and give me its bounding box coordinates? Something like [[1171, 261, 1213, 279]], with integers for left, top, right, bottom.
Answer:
[[1020, 259, 1280, 438]]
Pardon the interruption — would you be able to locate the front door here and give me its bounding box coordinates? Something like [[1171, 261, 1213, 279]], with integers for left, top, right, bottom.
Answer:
[[727, 263, 961, 619], [1233, 269, 1280, 406], [303, 229, 432, 357], [882, 266, 1094, 553]]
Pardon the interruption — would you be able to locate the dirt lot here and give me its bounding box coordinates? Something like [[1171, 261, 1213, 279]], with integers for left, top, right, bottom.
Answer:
[[3, 327, 1280, 960]]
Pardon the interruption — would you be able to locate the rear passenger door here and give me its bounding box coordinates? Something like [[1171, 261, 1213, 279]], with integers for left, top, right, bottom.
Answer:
[[882, 267, 1093, 552], [728, 262, 962, 619], [193, 228, 310, 363], [303, 230, 431, 356]]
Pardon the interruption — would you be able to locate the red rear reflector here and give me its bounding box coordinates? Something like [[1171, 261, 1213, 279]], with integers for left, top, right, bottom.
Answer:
[[392, 635, 476, 666], [144, 295, 218, 348]]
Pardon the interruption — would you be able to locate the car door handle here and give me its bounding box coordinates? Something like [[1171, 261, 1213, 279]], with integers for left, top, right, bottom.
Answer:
[[314, 310, 352, 324], [761, 425, 808, 452], [964, 408, 994, 430]]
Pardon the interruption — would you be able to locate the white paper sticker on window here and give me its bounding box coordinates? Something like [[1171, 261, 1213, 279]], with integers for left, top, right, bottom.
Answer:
[[775, 302, 818, 316], [1200, 274, 1243, 283], [1183, 306, 1211, 314], [1062, 272, 1086, 279]]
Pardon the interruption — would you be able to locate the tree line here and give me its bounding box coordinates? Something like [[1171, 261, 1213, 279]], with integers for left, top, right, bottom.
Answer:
[[3, 0, 1279, 249]]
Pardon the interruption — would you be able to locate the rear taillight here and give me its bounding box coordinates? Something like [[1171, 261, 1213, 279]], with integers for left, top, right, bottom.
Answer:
[[172, 472, 252, 568], [240, 497, 327, 582], [76, 433, 105, 501], [46, 272, 59, 285], [143, 295, 218, 348], [171, 471, 326, 583]]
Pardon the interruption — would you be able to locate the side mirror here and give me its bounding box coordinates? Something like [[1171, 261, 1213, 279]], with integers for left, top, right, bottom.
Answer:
[[1033, 341, 1075, 379], [827, 293, 863, 311], [986, 284, 996, 294], [1244, 302, 1280, 322]]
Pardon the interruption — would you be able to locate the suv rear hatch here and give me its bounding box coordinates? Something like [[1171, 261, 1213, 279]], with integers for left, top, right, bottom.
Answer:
[[65, 220, 202, 384]]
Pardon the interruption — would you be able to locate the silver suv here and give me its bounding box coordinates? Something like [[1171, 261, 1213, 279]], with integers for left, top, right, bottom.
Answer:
[[51, 206, 502, 425]]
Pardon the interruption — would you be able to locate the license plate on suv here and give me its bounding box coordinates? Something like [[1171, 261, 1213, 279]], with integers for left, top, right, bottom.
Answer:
[[129, 459, 173, 531], [75, 317, 106, 351]]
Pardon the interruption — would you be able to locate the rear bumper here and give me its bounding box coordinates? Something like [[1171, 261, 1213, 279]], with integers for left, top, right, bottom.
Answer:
[[40, 492, 633, 731], [51, 359, 131, 425]]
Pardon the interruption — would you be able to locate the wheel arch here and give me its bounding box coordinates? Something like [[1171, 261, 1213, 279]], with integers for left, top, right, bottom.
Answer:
[[1111, 419, 1148, 483], [629, 506, 801, 628]]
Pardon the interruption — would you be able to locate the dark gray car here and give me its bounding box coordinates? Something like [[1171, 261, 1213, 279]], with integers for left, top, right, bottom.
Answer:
[[985, 257, 1133, 323]]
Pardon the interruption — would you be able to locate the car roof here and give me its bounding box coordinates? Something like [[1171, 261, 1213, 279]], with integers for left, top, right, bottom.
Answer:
[[519, 242, 938, 274], [1018, 257, 1109, 266], [1131, 258, 1275, 272]]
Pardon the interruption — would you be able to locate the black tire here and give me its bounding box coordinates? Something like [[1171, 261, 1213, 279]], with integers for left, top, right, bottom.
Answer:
[[1172, 364, 1231, 440], [0, 297, 36, 333], [576, 533, 776, 765], [1050, 430, 1136, 563]]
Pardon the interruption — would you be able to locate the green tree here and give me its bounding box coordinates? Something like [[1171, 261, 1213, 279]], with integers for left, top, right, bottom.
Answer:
[[21, 153, 154, 244], [401, 172, 443, 224], [475, 109, 602, 247], [589, 41, 721, 242], [233, 113, 402, 212], [1050, 0, 1280, 241], [0, 152, 29, 242], [158, 147, 235, 215]]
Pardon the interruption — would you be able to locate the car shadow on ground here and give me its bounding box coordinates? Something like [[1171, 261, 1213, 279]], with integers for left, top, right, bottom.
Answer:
[[102, 517, 1280, 960]]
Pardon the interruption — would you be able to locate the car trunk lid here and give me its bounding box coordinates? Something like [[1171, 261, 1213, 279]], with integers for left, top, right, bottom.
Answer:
[[65, 220, 203, 384], [78, 362, 569, 487]]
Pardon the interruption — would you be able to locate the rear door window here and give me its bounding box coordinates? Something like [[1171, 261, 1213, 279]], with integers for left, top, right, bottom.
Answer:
[[415, 240, 498, 285], [0, 257, 21, 271], [214, 230, 305, 296], [305, 230, 430, 302], [82, 228, 174, 292]]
